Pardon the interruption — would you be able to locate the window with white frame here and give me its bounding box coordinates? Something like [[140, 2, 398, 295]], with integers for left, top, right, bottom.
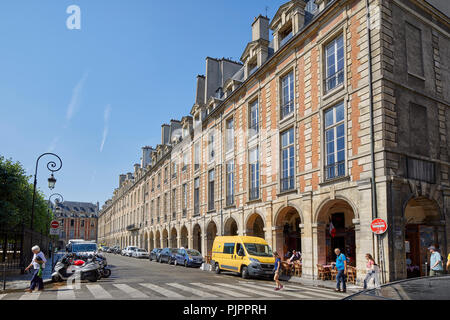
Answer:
[[281, 128, 295, 192], [281, 71, 294, 119], [172, 189, 176, 215], [249, 100, 259, 138], [194, 142, 200, 171], [249, 147, 260, 200], [208, 170, 215, 211], [226, 118, 234, 153], [194, 178, 200, 216], [182, 184, 187, 216], [324, 102, 345, 180], [325, 34, 344, 92], [226, 159, 234, 206], [183, 152, 189, 171]]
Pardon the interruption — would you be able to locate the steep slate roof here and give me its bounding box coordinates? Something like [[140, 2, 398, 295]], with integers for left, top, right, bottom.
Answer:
[[52, 201, 98, 218]]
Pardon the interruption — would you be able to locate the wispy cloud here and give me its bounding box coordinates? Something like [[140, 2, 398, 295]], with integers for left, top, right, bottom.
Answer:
[[47, 136, 60, 152], [65, 71, 89, 123], [100, 104, 112, 152]]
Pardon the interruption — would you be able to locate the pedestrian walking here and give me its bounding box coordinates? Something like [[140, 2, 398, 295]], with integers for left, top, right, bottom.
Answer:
[[334, 248, 347, 293], [363, 253, 380, 289], [24, 245, 47, 293], [428, 246, 444, 277], [273, 251, 283, 291]]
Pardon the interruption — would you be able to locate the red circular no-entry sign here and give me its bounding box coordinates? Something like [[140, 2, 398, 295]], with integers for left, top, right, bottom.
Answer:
[[50, 220, 60, 229], [371, 218, 387, 235]]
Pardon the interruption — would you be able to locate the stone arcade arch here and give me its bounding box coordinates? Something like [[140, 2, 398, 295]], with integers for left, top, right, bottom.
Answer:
[[246, 213, 265, 239], [316, 199, 357, 266], [169, 227, 178, 248], [206, 221, 217, 256], [180, 226, 188, 248], [149, 231, 154, 250], [224, 217, 238, 236], [404, 196, 445, 278], [193, 224, 202, 253], [155, 230, 161, 249], [274, 206, 302, 259], [162, 228, 169, 248]]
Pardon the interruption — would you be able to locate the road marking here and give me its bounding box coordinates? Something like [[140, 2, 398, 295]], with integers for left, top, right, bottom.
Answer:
[[167, 283, 218, 298], [19, 292, 41, 300], [0, 294, 6, 300], [191, 283, 250, 298], [57, 287, 76, 300], [113, 284, 149, 299], [140, 283, 183, 298], [239, 282, 329, 300], [86, 284, 113, 299], [258, 282, 343, 299], [214, 283, 278, 298]]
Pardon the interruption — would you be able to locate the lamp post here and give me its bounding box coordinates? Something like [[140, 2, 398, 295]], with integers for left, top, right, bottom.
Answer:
[[48, 193, 63, 270], [30, 153, 62, 231]]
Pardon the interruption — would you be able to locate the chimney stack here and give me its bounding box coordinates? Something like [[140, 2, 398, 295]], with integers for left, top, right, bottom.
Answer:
[[252, 15, 270, 42]]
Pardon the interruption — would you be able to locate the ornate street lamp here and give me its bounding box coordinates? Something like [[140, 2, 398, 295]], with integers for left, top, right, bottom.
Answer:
[[30, 153, 62, 231]]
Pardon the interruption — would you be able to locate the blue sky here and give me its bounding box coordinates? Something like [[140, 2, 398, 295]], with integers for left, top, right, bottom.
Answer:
[[0, 0, 290, 206]]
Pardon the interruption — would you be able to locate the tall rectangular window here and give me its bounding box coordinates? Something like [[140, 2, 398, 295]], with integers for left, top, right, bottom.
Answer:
[[164, 167, 168, 183], [208, 170, 215, 211], [172, 189, 176, 217], [249, 100, 259, 138], [281, 72, 294, 119], [226, 118, 234, 153], [182, 184, 187, 217], [226, 160, 235, 206], [249, 147, 260, 200], [209, 133, 215, 161], [325, 35, 344, 91], [194, 178, 200, 216], [194, 143, 200, 171], [325, 102, 345, 180], [405, 22, 424, 77], [182, 152, 188, 171], [281, 128, 295, 192]]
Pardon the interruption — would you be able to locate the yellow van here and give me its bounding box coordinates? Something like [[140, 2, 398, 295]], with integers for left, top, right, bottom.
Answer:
[[211, 236, 275, 279]]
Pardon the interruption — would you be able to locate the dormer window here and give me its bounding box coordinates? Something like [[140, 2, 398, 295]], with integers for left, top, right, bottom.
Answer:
[[215, 87, 223, 99], [248, 59, 258, 76], [279, 24, 293, 47]]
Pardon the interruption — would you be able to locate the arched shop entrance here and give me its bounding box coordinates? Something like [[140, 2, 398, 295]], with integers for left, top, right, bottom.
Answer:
[[275, 206, 302, 259], [246, 213, 265, 239], [180, 226, 188, 248], [149, 232, 154, 250], [206, 221, 217, 256], [144, 233, 148, 251], [224, 217, 238, 236], [193, 224, 202, 253], [316, 199, 356, 266], [404, 197, 445, 278]]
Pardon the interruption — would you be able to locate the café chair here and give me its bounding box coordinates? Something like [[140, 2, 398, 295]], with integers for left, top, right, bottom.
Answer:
[[317, 264, 330, 280]]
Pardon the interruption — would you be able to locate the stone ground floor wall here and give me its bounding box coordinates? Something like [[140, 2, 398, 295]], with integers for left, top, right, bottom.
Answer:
[[101, 178, 449, 284]]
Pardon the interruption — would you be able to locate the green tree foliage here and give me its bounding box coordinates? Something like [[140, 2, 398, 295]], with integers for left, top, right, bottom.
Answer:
[[0, 156, 52, 232]]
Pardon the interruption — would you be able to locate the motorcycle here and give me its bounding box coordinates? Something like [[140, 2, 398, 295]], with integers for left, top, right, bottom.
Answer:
[[51, 253, 101, 283], [94, 254, 111, 278]]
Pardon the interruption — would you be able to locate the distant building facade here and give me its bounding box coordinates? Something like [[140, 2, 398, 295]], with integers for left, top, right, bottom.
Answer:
[[51, 200, 99, 248], [98, 0, 450, 283]]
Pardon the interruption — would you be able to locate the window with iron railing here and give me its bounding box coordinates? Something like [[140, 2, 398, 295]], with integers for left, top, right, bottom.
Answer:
[[249, 147, 260, 201], [249, 100, 259, 138], [325, 35, 344, 92], [281, 128, 295, 192], [194, 178, 200, 216], [324, 102, 346, 181], [194, 143, 200, 171], [226, 160, 235, 206], [281, 71, 294, 119], [208, 170, 215, 211]]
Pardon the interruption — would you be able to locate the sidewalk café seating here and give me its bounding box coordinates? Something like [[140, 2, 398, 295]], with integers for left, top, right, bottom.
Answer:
[[293, 261, 302, 277], [331, 267, 338, 280], [347, 266, 357, 284], [317, 264, 331, 280], [204, 255, 212, 264], [281, 261, 293, 276]]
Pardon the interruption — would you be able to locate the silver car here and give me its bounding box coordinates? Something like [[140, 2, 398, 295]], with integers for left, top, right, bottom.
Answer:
[[132, 248, 149, 259]]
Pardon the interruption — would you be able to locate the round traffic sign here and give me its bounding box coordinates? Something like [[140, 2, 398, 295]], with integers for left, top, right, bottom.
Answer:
[[371, 218, 387, 235], [50, 220, 60, 229]]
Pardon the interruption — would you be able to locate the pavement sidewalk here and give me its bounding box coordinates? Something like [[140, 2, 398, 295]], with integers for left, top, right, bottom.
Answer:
[[1, 253, 62, 292]]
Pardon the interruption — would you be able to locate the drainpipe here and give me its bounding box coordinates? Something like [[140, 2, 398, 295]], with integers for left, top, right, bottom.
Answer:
[[365, 0, 385, 283]]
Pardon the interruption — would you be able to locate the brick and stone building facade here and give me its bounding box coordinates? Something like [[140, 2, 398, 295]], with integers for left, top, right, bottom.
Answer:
[[98, 0, 450, 283], [52, 200, 99, 248]]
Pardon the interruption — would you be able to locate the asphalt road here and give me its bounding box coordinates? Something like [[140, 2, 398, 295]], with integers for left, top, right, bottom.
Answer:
[[0, 253, 347, 300]]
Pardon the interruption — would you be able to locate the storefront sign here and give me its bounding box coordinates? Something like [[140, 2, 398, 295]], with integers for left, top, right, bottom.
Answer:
[[371, 218, 388, 235]]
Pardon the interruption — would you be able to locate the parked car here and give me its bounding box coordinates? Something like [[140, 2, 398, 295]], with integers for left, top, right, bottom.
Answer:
[[123, 246, 138, 257], [132, 248, 149, 259], [159, 248, 178, 264], [112, 246, 121, 254], [149, 248, 162, 261], [175, 248, 203, 267]]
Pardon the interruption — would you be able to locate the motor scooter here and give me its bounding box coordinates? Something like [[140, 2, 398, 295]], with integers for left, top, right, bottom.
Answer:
[[51, 253, 100, 283]]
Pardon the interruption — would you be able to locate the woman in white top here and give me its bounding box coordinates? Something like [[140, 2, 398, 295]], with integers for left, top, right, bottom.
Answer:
[[24, 245, 47, 292]]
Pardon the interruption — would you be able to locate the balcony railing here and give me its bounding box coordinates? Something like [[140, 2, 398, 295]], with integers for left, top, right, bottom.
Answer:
[[281, 176, 295, 192], [325, 161, 345, 181], [325, 69, 344, 92], [281, 100, 294, 120], [126, 224, 140, 232], [249, 187, 260, 201]]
